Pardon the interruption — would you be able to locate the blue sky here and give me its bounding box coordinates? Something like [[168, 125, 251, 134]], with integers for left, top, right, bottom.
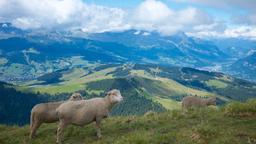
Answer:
[[0, 0, 255, 39]]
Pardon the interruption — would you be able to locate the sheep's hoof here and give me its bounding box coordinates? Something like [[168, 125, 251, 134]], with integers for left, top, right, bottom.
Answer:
[[29, 135, 35, 139]]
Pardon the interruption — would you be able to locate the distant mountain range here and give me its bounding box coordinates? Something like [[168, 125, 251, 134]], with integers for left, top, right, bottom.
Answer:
[[89, 30, 228, 66], [228, 51, 256, 80], [0, 22, 256, 82]]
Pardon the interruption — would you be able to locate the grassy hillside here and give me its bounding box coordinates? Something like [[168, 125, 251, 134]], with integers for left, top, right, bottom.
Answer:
[[23, 64, 256, 110], [1, 63, 255, 125], [0, 100, 255, 144]]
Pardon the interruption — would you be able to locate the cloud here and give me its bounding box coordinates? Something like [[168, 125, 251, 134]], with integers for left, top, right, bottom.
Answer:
[[133, 0, 174, 24], [12, 17, 42, 29], [0, 0, 213, 35], [130, 0, 213, 35], [0, 0, 255, 40], [0, 0, 128, 32], [187, 26, 256, 40], [224, 26, 256, 39], [192, 22, 227, 32], [79, 5, 130, 33]]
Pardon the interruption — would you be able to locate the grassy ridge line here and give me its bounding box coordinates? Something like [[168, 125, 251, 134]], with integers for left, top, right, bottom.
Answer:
[[26, 67, 116, 94], [0, 100, 255, 144], [127, 70, 227, 110], [25, 67, 217, 97], [19, 68, 228, 111]]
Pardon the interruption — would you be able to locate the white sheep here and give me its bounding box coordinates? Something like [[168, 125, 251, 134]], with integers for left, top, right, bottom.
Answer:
[[56, 89, 123, 144], [29, 93, 83, 139], [182, 96, 216, 109]]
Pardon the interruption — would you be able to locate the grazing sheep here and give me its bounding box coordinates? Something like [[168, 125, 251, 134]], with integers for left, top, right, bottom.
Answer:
[[69, 93, 83, 101], [29, 93, 83, 139], [182, 96, 216, 109], [56, 89, 123, 144]]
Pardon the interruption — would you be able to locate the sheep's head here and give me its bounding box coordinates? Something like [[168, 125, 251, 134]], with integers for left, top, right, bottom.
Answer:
[[207, 97, 216, 106], [106, 89, 123, 104], [69, 93, 83, 101]]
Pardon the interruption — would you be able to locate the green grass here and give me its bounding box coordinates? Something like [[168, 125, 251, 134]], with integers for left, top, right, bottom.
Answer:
[[61, 68, 86, 81], [153, 97, 181, 110], [0, 100, 255, 144], [30, 84, 86, 94], [25, 68, 223, 104], [130, 70, 220, 98], [29, 67, 116, 94], [224, 99, 256, 117], [205, 79, 228, 89]]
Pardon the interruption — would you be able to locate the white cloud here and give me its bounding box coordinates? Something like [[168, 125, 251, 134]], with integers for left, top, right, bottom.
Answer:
[[224, 26, 256, 39], [0, 0, 213, 35], [0, 0, 255, 40], [130, 0, 213, 35], [133, 0, 174, 24], [0, 0, 128, 32], [192, 22, 227, 32], [12, 17, 41, 30], [187, 26, 256, 40]]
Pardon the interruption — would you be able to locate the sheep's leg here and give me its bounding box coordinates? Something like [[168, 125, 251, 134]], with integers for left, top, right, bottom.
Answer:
[[30, 121, 41, 139], [57, 120, 67, 144], [95, 117, 102, 138], [181, 105, 185, 112]]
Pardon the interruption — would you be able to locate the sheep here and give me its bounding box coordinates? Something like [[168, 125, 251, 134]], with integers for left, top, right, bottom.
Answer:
[[29, 93, 83, 139], [182, 96, 216, 109], [56, 89, 123, 144], [69, 93, 83, 101]]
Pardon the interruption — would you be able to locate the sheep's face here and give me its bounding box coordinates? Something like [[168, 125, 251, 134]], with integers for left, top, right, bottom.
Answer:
[[207, 97, 216, 106], [69, 93, 83, 101], [107, 89, 123, 104]]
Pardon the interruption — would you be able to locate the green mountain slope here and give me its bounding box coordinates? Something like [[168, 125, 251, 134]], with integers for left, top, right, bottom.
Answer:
[[2, 63, 254, 125], [23, 64, 256, 110], [0, 100, 255, 144]]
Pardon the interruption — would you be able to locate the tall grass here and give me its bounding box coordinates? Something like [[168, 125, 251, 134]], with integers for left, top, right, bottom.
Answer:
[[0, 100, 255, 144]]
